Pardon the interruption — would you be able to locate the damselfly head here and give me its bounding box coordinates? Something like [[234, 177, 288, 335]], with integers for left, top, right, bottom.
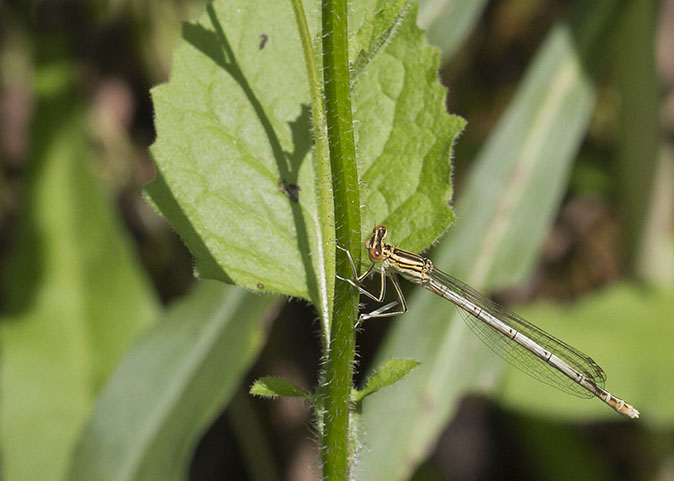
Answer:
[[366, 225, 389, 262]]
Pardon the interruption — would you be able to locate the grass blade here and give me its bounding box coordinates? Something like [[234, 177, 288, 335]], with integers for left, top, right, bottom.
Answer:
[[68, 282, 278, 481]]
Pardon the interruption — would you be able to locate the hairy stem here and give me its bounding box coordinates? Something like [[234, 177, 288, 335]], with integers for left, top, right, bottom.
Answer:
[[320, 0, 361, 478]]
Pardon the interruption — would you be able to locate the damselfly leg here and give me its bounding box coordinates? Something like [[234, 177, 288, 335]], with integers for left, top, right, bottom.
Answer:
[[336, 245, 408, 321]]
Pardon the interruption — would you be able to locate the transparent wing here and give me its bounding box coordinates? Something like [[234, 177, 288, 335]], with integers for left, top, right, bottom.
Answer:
[[427, 267, 606, 398]]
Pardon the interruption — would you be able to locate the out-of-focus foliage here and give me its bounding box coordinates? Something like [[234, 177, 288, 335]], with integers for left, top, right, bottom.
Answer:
[[0, 65, 158, 481], [69, 281, 278, 481]]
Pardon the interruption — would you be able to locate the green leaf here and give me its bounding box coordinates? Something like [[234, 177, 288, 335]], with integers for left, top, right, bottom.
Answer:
[[499, 283, 674, 425], [350, 0, 410, 80], [353, 358, 420, 403], [147, 0, 464, 306], [0, 70, 158, 481], [147, 0, 321, 302], [250, 376, 312, 400], [353, 1, 465, 256], [356, 1, 624, 479], [68, 281, 279, 481]]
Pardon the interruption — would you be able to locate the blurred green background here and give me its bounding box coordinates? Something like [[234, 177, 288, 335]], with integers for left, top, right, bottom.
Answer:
[[1, 1, 673, 480]]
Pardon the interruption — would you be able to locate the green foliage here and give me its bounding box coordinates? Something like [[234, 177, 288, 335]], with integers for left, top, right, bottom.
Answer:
[[147, 0, 464, 306], [352, 2, 464, 256], [0, 70, 158, 481], [350, 0, 410, 79], [69, 282, 277, 481], [353, 358, 420, 403], [147, 0, 319, 300], [250, 376, 312, 400]]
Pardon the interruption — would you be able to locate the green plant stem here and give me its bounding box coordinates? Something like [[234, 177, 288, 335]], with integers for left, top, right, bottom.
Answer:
[[320, 0, 361, 478], [289, 0, 335, 345]]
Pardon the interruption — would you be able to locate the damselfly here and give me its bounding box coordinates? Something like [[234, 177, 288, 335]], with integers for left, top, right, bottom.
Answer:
[[338, 225, 639, 419]]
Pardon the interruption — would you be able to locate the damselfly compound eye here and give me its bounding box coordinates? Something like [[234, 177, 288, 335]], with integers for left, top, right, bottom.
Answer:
[[368, 246, 384, 261]]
